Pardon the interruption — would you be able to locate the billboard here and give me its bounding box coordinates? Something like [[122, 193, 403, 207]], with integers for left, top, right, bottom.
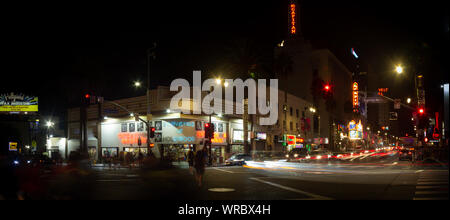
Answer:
[[348, 120, 363, 140], [0, 93, 38, 112]]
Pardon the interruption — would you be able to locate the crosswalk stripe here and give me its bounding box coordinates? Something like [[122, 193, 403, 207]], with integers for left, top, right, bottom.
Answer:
[[417, 179, 449, 183], [413, 197, 448, 200], [417, 182, 448, 185], [415, 191, 449, 195], [416, 186, 448, 189]]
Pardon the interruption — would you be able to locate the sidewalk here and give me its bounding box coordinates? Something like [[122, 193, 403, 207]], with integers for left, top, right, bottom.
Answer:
[[171, 161, 227, 169]]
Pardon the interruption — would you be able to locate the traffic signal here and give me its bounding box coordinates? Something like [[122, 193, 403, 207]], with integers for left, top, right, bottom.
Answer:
[[150, 127, 156, 138], [418, 108, 425, 115], [204, 123, 215, 139], [322, 83, 333, 99], [83, 94, 102, 105]]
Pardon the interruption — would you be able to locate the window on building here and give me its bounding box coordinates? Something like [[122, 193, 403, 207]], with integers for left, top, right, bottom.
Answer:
[[290, 121, 293, 131], [290, 107, 293, 116], [302, 111, 305, 118], [296, 109, 299, 118], [283, 121, 286, 130], [296, 122, 298, 131], [314, 116, 319, 133]]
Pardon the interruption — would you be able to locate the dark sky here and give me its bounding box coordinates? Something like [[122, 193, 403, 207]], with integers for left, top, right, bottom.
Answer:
[[2, 0, 449, 124]]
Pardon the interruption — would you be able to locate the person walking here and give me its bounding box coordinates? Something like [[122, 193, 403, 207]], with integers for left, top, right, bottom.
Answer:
[[187, 149, 194, 174], [194, 148, 207, 187]]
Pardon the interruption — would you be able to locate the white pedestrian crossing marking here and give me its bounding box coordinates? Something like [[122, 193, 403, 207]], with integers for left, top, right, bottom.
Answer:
[[413, 170, 448, 200]]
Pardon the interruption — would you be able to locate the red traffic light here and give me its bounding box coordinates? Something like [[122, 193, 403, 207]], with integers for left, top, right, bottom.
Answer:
[[205, 123, 210, 128], [85, 94, 91, 99], [418, 108, 425, 114], [324, 84, 331, 91], [151, 127, 156, 132]]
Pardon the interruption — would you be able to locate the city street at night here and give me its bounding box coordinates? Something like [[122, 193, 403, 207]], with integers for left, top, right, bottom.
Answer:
[[31, 152, 448, 200], [1, 1, 449, 217]]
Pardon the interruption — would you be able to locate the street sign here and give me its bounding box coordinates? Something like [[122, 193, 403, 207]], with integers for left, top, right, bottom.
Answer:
[[390, 112, 398, 121], [9, 142, 18, 151]]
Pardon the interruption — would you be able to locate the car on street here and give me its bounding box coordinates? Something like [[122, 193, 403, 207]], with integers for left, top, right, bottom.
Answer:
[[398, 149, 413, 161], [285, 148, 308, 162], [225, 154, 252, 166]]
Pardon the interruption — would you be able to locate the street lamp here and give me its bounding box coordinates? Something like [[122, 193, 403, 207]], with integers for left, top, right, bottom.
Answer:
[[46, 121, 54, 128], [395, 65, 404, 74], [407, 98, 412, 104], [134, 81, 142, 88]]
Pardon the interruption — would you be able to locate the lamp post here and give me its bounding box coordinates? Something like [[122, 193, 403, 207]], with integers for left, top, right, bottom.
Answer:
[[146, 44, 157, 157]]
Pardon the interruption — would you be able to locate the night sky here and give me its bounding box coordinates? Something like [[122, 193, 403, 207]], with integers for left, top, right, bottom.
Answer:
[[3, 0, 449, 126]]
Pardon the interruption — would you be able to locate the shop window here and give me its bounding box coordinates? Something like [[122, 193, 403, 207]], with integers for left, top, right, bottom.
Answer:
[[137, 122, 144, 132], [121, 123, 127, 132], [314, 116, 319, 133], [129, 123, 135, 132]]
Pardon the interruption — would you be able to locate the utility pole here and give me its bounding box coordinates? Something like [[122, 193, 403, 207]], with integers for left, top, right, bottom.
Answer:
[[147, 43, 157, 157]]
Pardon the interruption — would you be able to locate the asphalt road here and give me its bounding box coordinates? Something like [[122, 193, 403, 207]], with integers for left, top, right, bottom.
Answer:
[[37, 153, 448, 200]]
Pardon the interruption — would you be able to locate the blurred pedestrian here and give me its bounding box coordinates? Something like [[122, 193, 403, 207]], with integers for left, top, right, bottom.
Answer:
[[187, 149, 194, 174], [194, 148, 207, 187]]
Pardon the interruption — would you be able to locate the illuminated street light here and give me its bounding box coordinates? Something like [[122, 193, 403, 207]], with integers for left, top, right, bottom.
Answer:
[[395, 65, 404, 74], [224, 81, 229, 88], [46, 121, 54, 127], [134, 81, 142, 88], [216, 78, 222, 85], [309, 107, 316, 113], [407, 98, 412, 104]]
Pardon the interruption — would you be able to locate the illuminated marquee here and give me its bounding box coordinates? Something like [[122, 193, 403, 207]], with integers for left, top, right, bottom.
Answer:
[[196, 131, 227, 144], [348, 120, 363, 140], [117, 132, 148, 145], [353, 82, 359, 112], [290, 3, 296, 35]]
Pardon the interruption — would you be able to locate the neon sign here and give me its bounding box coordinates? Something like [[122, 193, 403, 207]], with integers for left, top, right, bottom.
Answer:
[[353, 82, 359, 112], [286, 135, 296, 146], [351, 48, 359, 59], [290, 3, 297, 35], [378, 88, 389, 96]]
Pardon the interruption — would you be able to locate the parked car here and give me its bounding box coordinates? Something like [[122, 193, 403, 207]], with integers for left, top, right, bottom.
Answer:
[[225, 154, 252, 166]]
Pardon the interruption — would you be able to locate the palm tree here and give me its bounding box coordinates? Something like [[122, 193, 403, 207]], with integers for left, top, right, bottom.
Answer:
[[274, 50, 293, 151], [219, 38, 272, 155]]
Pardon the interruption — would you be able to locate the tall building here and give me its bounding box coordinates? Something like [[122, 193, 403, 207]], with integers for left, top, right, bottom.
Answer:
[[274, 0, 353, 151]]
